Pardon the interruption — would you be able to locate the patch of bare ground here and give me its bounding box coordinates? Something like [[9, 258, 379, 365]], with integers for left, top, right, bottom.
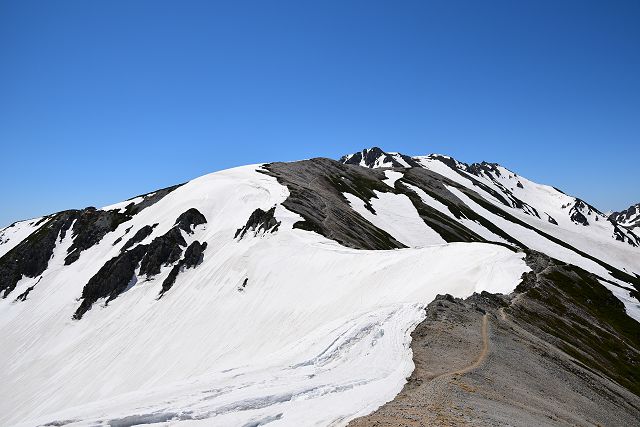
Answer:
[[349, 252, 640, 426]]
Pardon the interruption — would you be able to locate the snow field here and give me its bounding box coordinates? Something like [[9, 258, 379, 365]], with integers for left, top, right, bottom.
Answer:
[[1, 165, 528, 426]]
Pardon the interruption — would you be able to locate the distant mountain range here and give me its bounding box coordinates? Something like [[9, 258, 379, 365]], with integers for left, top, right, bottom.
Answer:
[[1, 148, 638, 426]]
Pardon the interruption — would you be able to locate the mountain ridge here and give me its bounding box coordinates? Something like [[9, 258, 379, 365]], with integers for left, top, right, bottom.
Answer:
[[0, 149, 638, 426]]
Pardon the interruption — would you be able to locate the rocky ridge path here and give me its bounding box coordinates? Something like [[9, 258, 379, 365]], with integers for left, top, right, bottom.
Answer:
[[349, 252, 640, 427]]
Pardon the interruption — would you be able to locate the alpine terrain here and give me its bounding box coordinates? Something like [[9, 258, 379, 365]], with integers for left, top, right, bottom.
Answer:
[[1, 147, 638, 426]]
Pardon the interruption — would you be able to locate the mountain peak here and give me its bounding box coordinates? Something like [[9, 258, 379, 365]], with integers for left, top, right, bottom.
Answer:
[[340, 147, 420, 168], [610, 203, 640, 228]]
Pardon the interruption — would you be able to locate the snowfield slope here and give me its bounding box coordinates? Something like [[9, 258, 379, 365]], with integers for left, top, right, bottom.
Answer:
[[1, 150, 639, 426]]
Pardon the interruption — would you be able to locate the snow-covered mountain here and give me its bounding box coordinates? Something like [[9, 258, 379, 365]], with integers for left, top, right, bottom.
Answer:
[[611, 203, 640, 235], [1, 149, 639, 426], [343, 147, 640, 247]]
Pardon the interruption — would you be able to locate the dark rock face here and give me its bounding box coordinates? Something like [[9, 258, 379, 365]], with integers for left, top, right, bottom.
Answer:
[[610, 203, 640, 226], [0, 211, 76, 298], [264, 158, 536, 249], [65, 185, 183, 265], [340, 147, 402, 168], [174, 208, 207, 234], [159, 241, 207, 298], [569, 209, 588, 225], [465, 163, 539, 218], [266, 158, 526, 248], [546, 214, 558, 225], [112, 226, 133, 246], [0, 184, 184, 300], [341, 151, 543, 220], [64, 208, 132, 265], [120, 184, 184, 216], [121, 224, 158, 252], [138, 228, 186, 277], [431, 156, 541, 218], [73, 245, 148, 319], [73, 208, 207, 319], [466, 161, 502, 177], [568, 199, 606, 227], [428, 154, 459, 170], [263, 159, 405, 250], [0, 206, 133, 297], [399, 167, 521, 245], [235, 207, 280, 239], [339, 147, 421, 168]]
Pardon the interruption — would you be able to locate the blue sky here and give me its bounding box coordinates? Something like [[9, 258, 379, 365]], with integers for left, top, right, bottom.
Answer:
[[1, 0, 639, 227]]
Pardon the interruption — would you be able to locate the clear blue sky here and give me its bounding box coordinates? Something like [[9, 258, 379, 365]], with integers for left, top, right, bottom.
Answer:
[[1, 0, 639, 227]]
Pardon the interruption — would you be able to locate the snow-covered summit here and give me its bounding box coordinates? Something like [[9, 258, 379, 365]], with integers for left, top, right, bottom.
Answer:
[[611, 203, 640, 229], [340, 147, 420, 168], [340, 147, 640, 249]]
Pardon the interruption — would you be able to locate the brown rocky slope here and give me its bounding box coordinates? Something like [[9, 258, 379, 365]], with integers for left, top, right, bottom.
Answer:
[[349, 251, 640, 426]]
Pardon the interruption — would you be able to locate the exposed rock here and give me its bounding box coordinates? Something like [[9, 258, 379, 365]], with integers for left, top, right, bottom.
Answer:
[[339, 147, 420, 168], [235, 207, 280, 239], [138, 228, 186, 277], [0, 184, 184, 300], [121, 224, 158, 252], [568, 199, 606, 227], [610, 203, 640, 227], [64, 208, 132, 265], [65, 185, 183, 265], [466, 161, 502, 177], [158, 241, 207, 298], [112, 226, 133, 246], [75, 245, 146, 319], [570, 208, 589, 226], [120, 183, 184, 216], [0, 211, 76, 298], [74, 208, 207, 318], [174, 208, 207, 234], [263, 160, 405, 250]]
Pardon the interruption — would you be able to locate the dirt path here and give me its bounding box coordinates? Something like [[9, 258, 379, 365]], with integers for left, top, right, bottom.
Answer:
[[348, 309, 491, 427], [455, 314, 489, 375], [430, 314, 489, 381]]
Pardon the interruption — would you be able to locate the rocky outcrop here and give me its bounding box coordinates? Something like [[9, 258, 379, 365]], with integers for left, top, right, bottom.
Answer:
[[265, 158, 521, 248], [234, 207, 280, 239], [159, 241, 208, 298], [263, 159, 405, 250], [138, 228, 186, 277], [175, 208, 207, 234], [73, 244, 148, 319], [64, 208, 132, 265], [569, 202, 589, 226], [65, 185, 183, 265], [73, 208, 207, 319], [0, 185, 183, 299], [121, 224, 158, 252], [0, 211, 76, 298], [340, 147, 420, 168], [610, 203, 640, 227]]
